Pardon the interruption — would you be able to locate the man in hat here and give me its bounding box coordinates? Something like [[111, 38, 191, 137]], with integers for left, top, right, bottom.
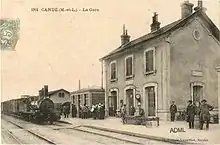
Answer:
[[129, 105, 136, 116], [199, 99, 214, 130], [136, 102, 145, 117], [121, 104, 127, 124], [170, 101, 177, 121], [186, 100, 196, 129]]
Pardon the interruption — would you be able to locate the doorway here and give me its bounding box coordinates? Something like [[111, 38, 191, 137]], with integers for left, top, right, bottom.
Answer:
[[126, 89, 134, 115], [192, 85, 203, 102], [145, 86, 156, 116], [109, 91, 117, 116]]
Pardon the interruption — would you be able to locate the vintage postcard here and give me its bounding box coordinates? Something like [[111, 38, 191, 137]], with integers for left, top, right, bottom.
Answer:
[[1, 0, 220, 144]]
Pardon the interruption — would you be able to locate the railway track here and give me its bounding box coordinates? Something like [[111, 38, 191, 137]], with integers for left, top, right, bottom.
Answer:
[[55, 125, 173, 145], [2, 117, 57, 144], [1, 126, 23, 144], [2, 115, 186, 144]]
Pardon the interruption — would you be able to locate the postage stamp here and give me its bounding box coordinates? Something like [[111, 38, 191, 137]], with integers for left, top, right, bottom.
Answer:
[[0, 18, 20, 50]]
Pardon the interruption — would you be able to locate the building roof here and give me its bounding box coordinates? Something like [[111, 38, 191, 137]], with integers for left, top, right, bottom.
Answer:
[[71, 87, 104, 94], [100, 10, 220, 60], [48, 89, 70, 96]]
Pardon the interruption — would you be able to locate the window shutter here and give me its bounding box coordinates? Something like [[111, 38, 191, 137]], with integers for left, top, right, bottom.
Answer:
[[126, 57, 133, 76], [145, 50, 154, 72], [111, 63, 116, 80]]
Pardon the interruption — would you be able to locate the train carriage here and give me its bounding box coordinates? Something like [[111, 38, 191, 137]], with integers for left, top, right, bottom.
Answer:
[[1, 85, 61, 124], [2, 96, 60, 124]]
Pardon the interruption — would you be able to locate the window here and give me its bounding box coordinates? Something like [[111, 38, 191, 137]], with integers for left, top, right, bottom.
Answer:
[[110, 61, 117, 81], [125, 55, 133, 78], [190, 82, 204, 103], [78, 95, 84, 106], [59, 92, 65, 98], [193, 86, 203, 102], [78, 95, 81, 106], [144, 48, 155, 74], [72, 95, 75, 104], [84, 94, 89, 105]]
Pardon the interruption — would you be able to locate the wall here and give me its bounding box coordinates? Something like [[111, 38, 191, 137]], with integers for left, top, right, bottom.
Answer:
[[104, 35, 170, 119], [169, 17, 220, 111], [49, 90, 71, 104], [91, 92, 105, 104]]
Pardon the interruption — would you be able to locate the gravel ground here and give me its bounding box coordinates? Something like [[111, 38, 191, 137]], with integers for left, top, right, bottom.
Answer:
[[2, 115, 172, 145], [2, 115, 136, 144], [1, 119, 53, 144]]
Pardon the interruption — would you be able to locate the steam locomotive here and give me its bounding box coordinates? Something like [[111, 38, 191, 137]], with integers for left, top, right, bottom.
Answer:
[[1, 86, 61, 124]]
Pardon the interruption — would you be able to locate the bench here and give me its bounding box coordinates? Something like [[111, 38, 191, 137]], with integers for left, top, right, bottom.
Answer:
[[124, 116, 159, 126]]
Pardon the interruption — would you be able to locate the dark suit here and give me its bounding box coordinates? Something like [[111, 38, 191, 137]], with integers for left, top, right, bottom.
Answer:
[[170, 104, 177, 121], [186, 103, 195, 128], [199, 103, 214, 130]]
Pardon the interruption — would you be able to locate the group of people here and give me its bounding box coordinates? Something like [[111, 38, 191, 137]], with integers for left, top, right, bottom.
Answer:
[[77, 103, 105, 119], [170, 99, 214, 130], [90, 103, 105, 119], [61, 105, 70, 118], [120, 102, 145, 124]]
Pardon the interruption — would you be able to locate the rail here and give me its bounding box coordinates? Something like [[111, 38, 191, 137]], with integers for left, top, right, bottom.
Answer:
[[3, 118, 56, 144]]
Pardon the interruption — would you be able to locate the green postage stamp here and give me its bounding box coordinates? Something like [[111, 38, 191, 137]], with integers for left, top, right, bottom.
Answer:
[[0, 18, 20, 50]]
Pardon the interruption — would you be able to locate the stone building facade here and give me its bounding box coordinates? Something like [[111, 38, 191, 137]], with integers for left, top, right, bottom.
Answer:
[[100, 1, 220, 120]]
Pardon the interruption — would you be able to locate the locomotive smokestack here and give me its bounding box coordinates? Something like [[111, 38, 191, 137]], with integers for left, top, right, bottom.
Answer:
[[44, 85, 48, 97]]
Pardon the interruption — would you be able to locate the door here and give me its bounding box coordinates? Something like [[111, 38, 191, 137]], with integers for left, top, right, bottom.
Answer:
[[109, 91, 117, 116], [193, 85, 203, 102], [145, 86, 156, 116], [126, 89, 134, 115]]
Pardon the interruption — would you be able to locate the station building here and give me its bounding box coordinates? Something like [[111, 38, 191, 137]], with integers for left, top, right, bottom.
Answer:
[[100, 1, 220, 120], [71, 87, 105, 117]]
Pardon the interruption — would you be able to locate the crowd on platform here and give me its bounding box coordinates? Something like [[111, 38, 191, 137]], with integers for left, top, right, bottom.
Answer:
[[69, 103, 105, 119], [61, 98, 217, 130]]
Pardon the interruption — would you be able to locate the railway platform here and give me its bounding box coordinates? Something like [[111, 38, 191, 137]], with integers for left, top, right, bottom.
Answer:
[[61, 117, 220, 144]]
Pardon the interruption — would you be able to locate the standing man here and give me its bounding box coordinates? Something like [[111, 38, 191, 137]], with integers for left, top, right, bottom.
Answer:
[[199, 99, 214, 130], [100, 103, 105, 119], [72, 104, 77, 118], [121, 104, 127, 124], [130, 105, 135, 116], [136, 103, 145, 117], [186, 100, 195, 129], [170, 101, 177, 122]]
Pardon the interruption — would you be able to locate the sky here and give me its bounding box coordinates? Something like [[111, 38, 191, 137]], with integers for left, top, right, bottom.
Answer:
[[1, 0, 220, 101]]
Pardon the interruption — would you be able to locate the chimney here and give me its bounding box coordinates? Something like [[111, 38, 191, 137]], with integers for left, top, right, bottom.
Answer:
[[120, 24, 130, 45], [181, 1, 194, 18], [44, 85, 48, 97], [150, 12, 161, 32], [194, 0, 207, 12]]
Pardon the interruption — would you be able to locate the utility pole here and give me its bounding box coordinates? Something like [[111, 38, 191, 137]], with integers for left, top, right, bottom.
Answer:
[[78, 80, 81, 90], [101, 60, 104, 89]]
